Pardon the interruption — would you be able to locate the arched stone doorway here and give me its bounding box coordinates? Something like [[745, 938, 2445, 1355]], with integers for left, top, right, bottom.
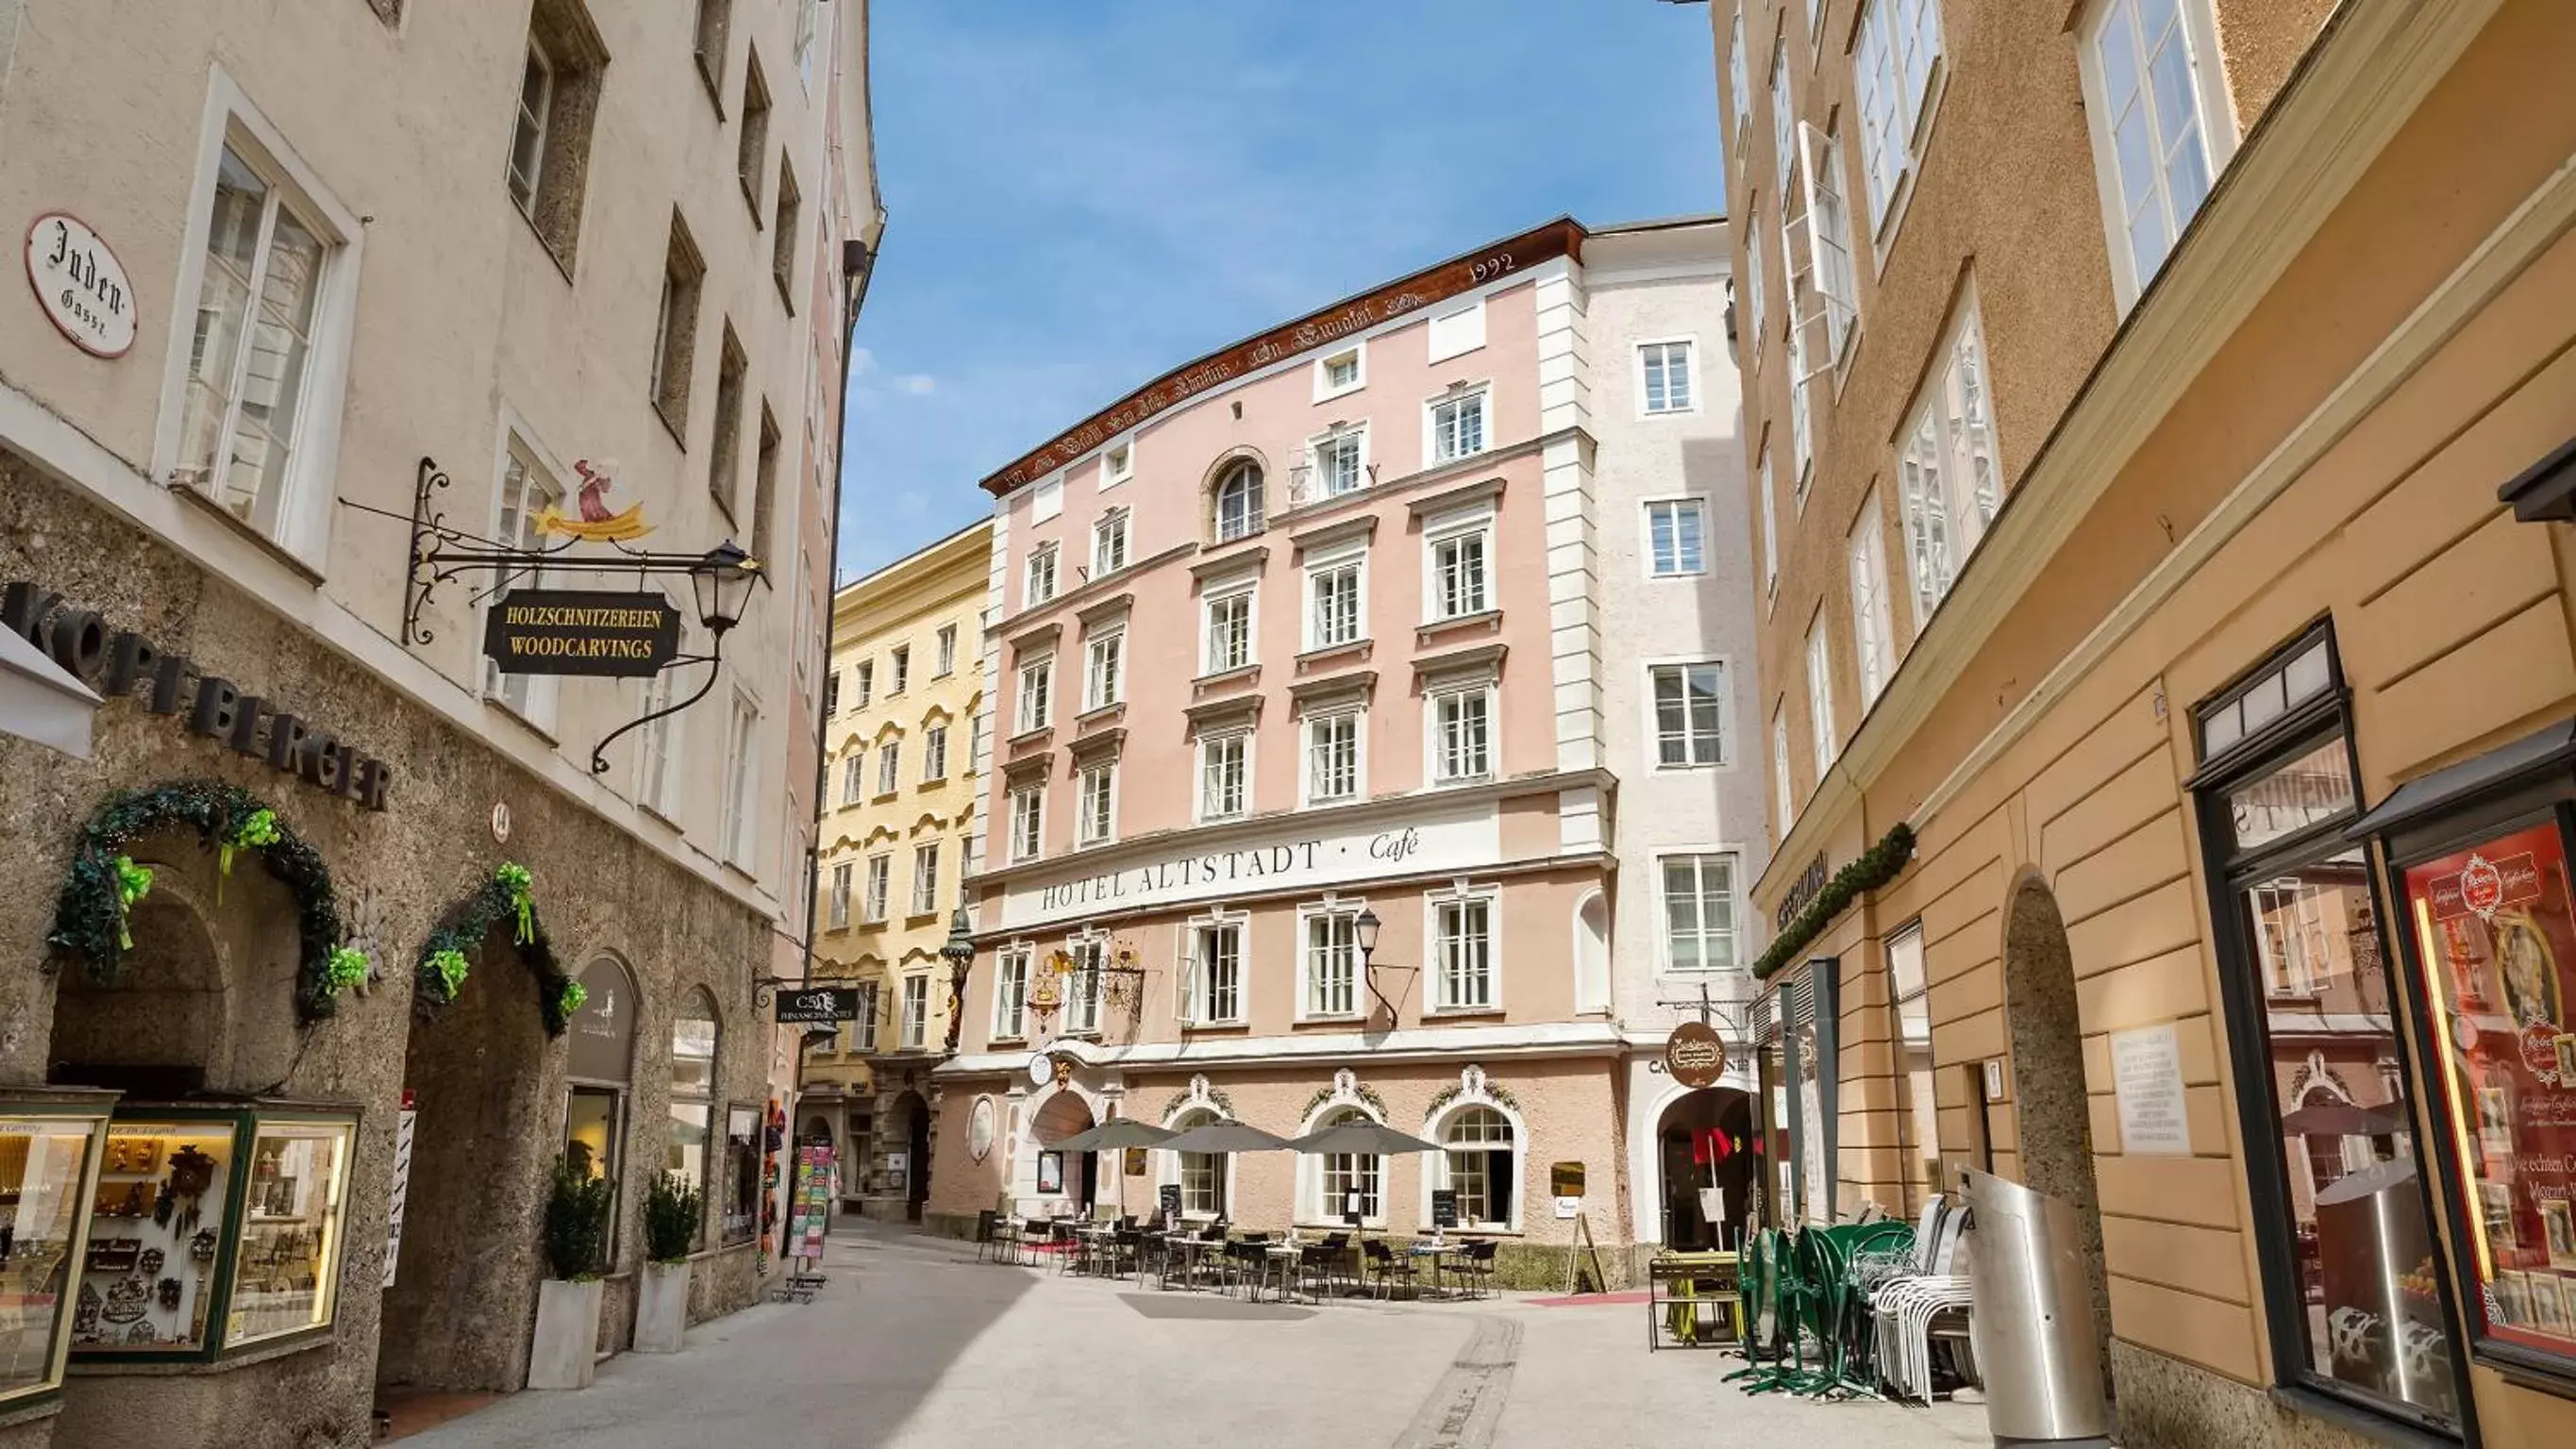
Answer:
[[2002, 874, 2112, 1395], [1655, 1087, 1754, 1250], [1029, 1090, 1097, 1216], [376, 924, 550, 1392], [885, 1091, 930, 1222], [803, 1115, 834, 1146]]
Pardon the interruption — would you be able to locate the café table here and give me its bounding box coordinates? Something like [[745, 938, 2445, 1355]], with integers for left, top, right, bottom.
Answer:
[[1409, 1240, 1462, 1300], [1156, 1232, 1219, 1291]]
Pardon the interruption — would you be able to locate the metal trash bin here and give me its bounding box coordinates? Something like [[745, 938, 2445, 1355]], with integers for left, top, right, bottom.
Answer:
[[1964, 1169, 2111, 1447]]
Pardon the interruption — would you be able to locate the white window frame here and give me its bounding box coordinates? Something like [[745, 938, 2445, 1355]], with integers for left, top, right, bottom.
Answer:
[[153, 74, 365, 569], [1426, 298, 1485, 363], [1743, 216, 1768, 370], [1313, 343, 1366, 402], [1848, 502, 1895, 708], [1201, 584, 1256, 675], [1425, 385, 1492, 468], [635, 611, 689, 820], [1308, 423, 1369, 501], [1301, 1103, 1387, 1227], [923, 724, 949, 781], [1648, 659, 1730, 770], [508, 39, 555, 215], [1100, 441, 1134, 491], [1213, 461, 1265, 542], [1898, 289, 2001, 626], [827, 861, 851, 930], [1852, 0, 1948, 241], [1644, 496, 1708, 579], [1297, 899, 1366, 1022], [1062, 931, 1108, 1035], [935, 625, 958, 676], [1426, 882, 1501, 1014], [1303, 542, 1367, 652], [1789, 121, 1862, 371], [910, 841, 940, 916], [1806, 611, 1837, 776], [1758, 444, 1779, 603], [861, 853, 891, 924], [1076, 759, 1117, 846], [876, 737, 902, 797], [482, 427, 569, 729], [1423, 510, 1494, 623], [1772, 706, 1796, 832], [2075, 0, 2238, 311], [1728, 4, 1751, 141], [838, 752, 864, 807], [854, 659, 873, 706], [1196, 729, 1251, 824], [1301, 706, 1364, 808], [991, 944, 1031, 1042], [889, 645, 909, 695], [1014, 654, 1054, 735], [718, 690, 760, 870], [1008, 784, 1045, 864], [1183, 909, 1248, 1027], [1083, 626, 1125, 711], [899, 974, 928, 1050], [1092, 508, 1131, 576], [1024, 541, 1059, 608], [1428, 681, 1497, 786], [1637, 337, 1699, 418], [1658, 852, 1743, 974], [1429, 1103, 1522, 1232], [1769, 38, 1796, 199]]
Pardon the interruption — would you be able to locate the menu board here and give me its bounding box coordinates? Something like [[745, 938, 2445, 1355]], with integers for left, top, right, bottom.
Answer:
[[1430, 1189, 1459, 1229], [2404, 820, 2576, 1360]]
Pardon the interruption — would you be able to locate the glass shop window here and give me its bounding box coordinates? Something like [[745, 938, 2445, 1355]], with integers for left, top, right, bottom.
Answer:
[[0, 1111, 108, 1403], [73, 1124, 234, 1355], [226, 1122, 352, 1348], [722, 1107, 761, 1247], [668, 991, 718, 1247]]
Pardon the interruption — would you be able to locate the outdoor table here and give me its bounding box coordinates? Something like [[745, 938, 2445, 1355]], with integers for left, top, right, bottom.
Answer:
[[1077, 1224, 1118, 1277], [1159, 1234, 1218, 1291], [1410, 1241, 1462, 1299], [1261, 1242, 1303, 1302]]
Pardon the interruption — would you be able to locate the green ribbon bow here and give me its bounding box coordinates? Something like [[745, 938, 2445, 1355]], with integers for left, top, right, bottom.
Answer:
[[215, 808, 278, 903], [495, 862, 535, 945], [111, 856, 154, 951], [558, 980, 589, 1019], [428, 947, 470, 1000]]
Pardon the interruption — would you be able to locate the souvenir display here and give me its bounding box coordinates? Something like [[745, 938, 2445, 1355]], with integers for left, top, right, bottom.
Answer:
[[224, 1122, 352, 1349], [72, 1124, 233, 1354], [0, 1109, 103, 1404]]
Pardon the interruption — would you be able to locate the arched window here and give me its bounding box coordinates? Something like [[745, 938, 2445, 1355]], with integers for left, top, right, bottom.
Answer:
[[564, 956, 637, 1264], [1169, 1107, 1228, 1220], [1439, 1106, 1517, 1229], [668, 988, 718, 1235], [1213, 461, 1264, 541], [1313, 1107, 1382, 1224]]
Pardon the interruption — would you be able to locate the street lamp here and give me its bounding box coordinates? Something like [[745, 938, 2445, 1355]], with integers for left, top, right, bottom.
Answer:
[[1354, 908, 1400, 1024], [689, 540, 761, 635], [939, 905, 976, 1054]]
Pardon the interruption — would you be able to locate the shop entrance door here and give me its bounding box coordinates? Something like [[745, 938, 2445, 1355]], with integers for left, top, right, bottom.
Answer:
[[905, 1102, 930, 1223], [1657, 1088, 1753, 1250]]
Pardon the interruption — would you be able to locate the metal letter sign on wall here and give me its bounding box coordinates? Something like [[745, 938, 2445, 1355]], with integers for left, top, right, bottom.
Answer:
[[774, 987, 861, 1025], [481, 590, 680, 677]]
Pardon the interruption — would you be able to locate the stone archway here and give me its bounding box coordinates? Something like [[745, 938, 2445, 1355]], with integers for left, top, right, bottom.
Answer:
[[1654, 1087, 1755, 1250], [2001, 873, 2112, 1395], [376, 924, 551, 1393]]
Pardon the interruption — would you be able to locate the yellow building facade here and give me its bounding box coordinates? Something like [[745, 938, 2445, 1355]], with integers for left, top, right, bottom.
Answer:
[[806, 519, 990, 1222]]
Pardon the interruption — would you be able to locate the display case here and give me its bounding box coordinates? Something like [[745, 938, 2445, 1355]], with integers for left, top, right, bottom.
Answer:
[[69, 1102, 357, 1363], [0, 1091, 115, 1409]]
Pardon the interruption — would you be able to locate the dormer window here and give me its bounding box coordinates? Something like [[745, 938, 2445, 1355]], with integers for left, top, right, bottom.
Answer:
[[1213, 460, 1265, 542]]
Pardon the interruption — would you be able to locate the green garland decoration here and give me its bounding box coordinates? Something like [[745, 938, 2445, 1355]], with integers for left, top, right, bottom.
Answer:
[[1424, 1075, 1523, 1121], [1752, 823, 1917, 982], [1158, 1082, 1237, 1124], [412, 861, 576, 1036], [46, 780, 360, 1021], [215, 808, 279, 902], [1298, 1079, 1390, 1124]]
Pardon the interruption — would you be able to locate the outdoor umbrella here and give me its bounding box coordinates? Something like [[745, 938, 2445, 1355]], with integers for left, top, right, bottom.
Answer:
[[1161, 1121, 1293, 1155], [1051, 1119, 1179, 1220], [2281, 1101, 2407, 1137], [1284, 1122, 1444, 1248]]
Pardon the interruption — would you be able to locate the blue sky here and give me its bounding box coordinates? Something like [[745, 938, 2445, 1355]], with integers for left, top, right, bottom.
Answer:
[[836, 1, 1726, 580]]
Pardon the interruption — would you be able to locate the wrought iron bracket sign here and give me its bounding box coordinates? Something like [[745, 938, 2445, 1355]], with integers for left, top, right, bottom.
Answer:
[[774, 987, 861, 1025], [482, 590, 680, 676]]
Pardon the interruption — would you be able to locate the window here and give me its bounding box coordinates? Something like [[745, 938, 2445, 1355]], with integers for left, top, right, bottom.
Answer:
[[1744, 218, 1768, 360], [1439, 1107, 1515, 1228], [484, 441, 564, 724], [1213, 461, 1264, 541], [1316, 345, 1364, 399], [876, 739, 900, 796], [1312, 425, 1366, 499], [1305, 909, 1361, 1018], [851, 981, 878, 1052], [1647, 499, 1706, 577], [1171, 1107, 1228, 1218], [1652, 662, 1727, 768], [1063, 935, 1105, 1034], [1661, 854, 1740, 972], [752, 403, 780, 562], [736, 53, 770, 210], [172, 141, 344, 539], [508, 42, 554, 214], [1306, 710, 1362, 805], [636, 616, 688, 817], [1853, 0, 1946, 230], [1640, 340, 1696, 415], [706, 325, 746, 513], [1769, 40, 1796, 196], [1772, 707, 1795, 828], [649, 216, 706, 439], [1083, 628, 1124, 710], [1014, 656, 1051, 734], [822, 670, 840, 717], [795, 0, 821, 86], [899, 974, 928, 1050], [923, 724, 948, 780], [1429, 388, 1488, 465], [1198, 731, 1248, 822], [1432, 685, 1493, 784], [1806, 616, 1837, 775], [861, 854, 889, 923], [2081, 0, 2228, 306], [1899, 297, 2001, 622], [855, 659, 874, 705], [717, 691, 758, 867], [1187, 920, 1244, 1024], [1025, 542, 1059, 607], [1886, 923, 1938, 1214], [1203, 589, 1253, 675], [1312, 1106, 1382, 1224], [1849, 508, 1895, 707], [1789, 122, 1862, 366], [935, 625, 957, 676], [827, 861, 850, 929], [667, 991, 718, 1230], [911, 842, 939, 915], [890, 645, 909, 694], [1786, 293, 1814, 494], [1432, 895, 1495, 1010], [1307, 555, 1363, 650], [1009, 785, 1044, 862], [1077, 761, 1115, 845], [1092, 508, 1130, 575], [1428, 299, 1484, 361], [1728, 3, 1750, 138], [771, 159, 802, 305], [1430, 525, 1490, 620], [1758, 446, 1779, 598], [692, 1, 731, 91], [839, 752, 863, 806], [1031, 475, 1063, 524]]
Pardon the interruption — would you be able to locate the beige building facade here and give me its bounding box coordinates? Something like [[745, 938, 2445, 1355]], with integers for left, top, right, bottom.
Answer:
[[1713, 0, 2576, 1445], [807, 520, 990, 1221]]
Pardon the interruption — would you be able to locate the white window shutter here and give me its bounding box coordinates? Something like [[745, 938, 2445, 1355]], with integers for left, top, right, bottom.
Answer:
[[1175, 949, 1196, 1024]]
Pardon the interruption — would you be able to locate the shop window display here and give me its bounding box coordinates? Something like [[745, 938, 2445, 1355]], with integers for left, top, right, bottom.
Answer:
[[226, 1121, 352, 1347], [0, 1104, 110, 1405], [722, 1106, 760, 1246]]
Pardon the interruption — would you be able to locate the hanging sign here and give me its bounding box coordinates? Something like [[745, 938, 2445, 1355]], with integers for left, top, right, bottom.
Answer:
[[482, 590, 680, 676], [774, 987, 861, 1025], [1664, 1021, 1728, 1089], [25, 212, 136, 358], [1549, 1161, 1586, 1197]]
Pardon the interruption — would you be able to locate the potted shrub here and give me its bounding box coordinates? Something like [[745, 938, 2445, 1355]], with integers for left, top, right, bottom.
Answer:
[[636, 1172, 702, 1353], [527, 1156, 613, 1389]]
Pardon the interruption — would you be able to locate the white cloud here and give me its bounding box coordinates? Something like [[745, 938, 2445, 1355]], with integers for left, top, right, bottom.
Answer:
[[892, 374, 937, 395]]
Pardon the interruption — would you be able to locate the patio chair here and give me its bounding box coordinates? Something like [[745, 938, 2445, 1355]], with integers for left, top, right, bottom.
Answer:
[[1459, 1240, 1499, 1298], [1870, 1196, 1976, 1403], [1363, 1239, 1418, 1299], [1309, 1233, 1353, 1299], [972, 1210, 1000, 1264]]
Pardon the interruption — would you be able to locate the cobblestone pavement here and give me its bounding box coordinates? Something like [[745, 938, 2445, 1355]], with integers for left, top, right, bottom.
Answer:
[[406, 1219, 1991, 1449]]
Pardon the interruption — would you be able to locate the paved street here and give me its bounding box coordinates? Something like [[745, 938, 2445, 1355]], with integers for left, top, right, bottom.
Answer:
[[409, 1220, 1988, 1449]]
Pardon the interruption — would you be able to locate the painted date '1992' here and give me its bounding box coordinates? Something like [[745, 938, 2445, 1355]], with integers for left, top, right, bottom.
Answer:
[[1469, 252, 1516, 284]]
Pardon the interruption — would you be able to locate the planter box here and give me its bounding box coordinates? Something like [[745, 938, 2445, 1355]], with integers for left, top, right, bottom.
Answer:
[[527, 1277, 605, 1390], [635, 1260, 690, 1353]]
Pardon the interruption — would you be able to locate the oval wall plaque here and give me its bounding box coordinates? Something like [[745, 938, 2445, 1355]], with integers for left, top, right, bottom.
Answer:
[[24, 212, 137, 358]]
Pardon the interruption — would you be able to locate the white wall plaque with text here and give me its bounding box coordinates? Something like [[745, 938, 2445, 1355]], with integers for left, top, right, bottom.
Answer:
[[2112, 1023, 2192, 1156]]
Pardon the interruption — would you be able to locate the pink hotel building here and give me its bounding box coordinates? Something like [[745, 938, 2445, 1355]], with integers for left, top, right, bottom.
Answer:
[[925, 217, 1762, 1279]]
